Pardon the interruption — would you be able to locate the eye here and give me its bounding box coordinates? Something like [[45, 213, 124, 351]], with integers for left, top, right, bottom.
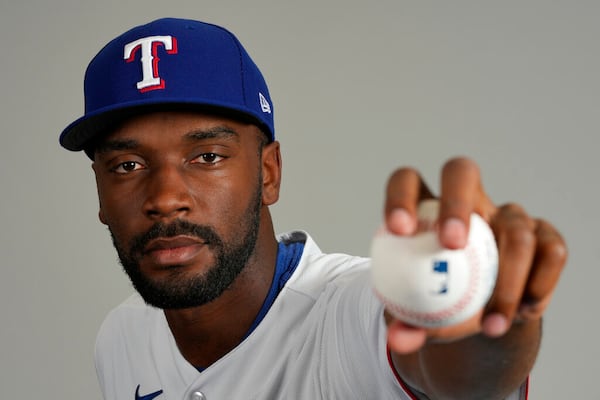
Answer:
[[193, 153, 225, 165], [112, 161, 144, 174]]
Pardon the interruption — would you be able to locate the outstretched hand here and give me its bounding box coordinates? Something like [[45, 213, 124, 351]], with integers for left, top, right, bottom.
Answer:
[[383, 157, 567, 354]]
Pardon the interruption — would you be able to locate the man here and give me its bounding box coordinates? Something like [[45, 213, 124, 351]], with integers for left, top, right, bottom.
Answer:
[[60, 18, 566, 399]]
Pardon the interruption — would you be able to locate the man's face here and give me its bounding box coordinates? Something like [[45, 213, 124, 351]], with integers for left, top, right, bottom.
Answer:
[[92, 111, 275, 309]]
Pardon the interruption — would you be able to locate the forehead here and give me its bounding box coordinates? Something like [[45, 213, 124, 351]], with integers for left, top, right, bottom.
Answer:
[[107, 110, 261, 140], [90, 111, 267, 159]]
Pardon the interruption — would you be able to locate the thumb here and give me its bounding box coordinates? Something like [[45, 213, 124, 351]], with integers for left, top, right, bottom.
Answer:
[[387, 320, 427, 354]]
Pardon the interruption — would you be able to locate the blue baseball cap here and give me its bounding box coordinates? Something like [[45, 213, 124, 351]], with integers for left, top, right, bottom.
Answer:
[[60, 18, 274, 156]]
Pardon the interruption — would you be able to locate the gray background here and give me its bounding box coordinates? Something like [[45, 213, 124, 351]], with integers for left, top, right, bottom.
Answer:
[[1, 1, 596, 398]]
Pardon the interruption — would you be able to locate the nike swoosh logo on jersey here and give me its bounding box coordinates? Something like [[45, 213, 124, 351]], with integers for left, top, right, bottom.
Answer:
[[135, 384, 163, 400]]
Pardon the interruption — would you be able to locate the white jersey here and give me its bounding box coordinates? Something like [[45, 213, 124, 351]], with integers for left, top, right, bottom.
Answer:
[[95, 231, 527, 400]]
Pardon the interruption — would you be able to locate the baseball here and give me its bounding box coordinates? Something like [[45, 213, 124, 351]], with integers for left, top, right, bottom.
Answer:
[[370, 199, 498, 328]]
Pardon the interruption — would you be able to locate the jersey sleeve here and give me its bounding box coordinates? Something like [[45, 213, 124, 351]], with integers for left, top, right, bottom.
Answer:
[[312, 264, 415, 399], [323, 263, 530, 400]]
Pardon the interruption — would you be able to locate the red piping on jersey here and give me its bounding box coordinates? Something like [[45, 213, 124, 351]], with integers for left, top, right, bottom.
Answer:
[[386, 346, 419, 400], [522, 376, 530, 399]]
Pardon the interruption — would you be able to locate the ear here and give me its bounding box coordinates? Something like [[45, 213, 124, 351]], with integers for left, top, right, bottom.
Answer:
[[92, 162, 109, 225], [98, 209, 108, 225], [261, 140, 282, 206]]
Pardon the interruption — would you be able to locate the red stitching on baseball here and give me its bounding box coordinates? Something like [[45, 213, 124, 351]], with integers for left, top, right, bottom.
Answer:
[[375, 243, 482, 325]]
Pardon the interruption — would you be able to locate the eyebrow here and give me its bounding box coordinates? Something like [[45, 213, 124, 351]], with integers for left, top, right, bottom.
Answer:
[[184, 126, 240, 143], [94, 126, 241, 155], [95, 138, 139, 155]]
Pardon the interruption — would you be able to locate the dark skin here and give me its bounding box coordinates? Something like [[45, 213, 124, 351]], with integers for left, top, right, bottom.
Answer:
[[92, 111, 567, 398], [92, 111, 282, 367], [384, 162, 566, 398]]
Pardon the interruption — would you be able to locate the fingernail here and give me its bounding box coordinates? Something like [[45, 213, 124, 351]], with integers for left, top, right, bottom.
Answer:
[[482, 313, 509, 337], [389, 208, 416, 234], [441, 218, 467, 248]]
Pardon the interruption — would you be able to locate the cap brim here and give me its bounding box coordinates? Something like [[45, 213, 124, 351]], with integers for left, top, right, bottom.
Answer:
[[60, 100, 272, 157]]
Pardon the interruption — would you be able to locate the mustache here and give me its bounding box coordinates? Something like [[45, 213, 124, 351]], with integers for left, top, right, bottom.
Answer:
[[129, 219, 223, 256]]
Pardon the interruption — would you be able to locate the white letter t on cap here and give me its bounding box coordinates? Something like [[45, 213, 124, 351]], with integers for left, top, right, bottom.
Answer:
[[124, 36, 178, 92]]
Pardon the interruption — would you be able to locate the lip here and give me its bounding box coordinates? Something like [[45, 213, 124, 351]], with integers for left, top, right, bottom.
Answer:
[[143, 236, 207, 267]]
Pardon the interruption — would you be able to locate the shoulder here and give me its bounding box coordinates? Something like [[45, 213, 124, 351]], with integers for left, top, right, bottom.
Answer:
[[95, 293, 161, 354], [279, 230, 371, 298], [94, 293, 167, 396]]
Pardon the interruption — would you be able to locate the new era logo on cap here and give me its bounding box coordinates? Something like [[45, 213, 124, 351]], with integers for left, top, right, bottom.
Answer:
[[60, 18, 275, 155], [259, 93, 271, 114]]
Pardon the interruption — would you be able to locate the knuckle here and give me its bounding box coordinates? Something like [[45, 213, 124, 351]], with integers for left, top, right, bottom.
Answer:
[[504, 226, 536, 251], [540, 238, 569, 267], [517, 304, 545, 321], [535, 218, 569, 265], [498, 202, 528, 217], [518, 296, 552, 321]]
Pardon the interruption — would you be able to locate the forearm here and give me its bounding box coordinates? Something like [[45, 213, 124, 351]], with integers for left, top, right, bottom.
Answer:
[[392, 319, 542, 400]]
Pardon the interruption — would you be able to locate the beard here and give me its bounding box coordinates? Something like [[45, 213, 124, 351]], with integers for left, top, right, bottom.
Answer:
[[109, 183, 263, 310]]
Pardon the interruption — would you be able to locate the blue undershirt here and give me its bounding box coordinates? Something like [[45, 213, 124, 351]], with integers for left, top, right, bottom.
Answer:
[[196, 239, 305, 372], [242, 239, 305, 339]]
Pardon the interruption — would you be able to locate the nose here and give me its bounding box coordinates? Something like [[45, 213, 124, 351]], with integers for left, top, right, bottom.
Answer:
[[142, 163, 194, 221]]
